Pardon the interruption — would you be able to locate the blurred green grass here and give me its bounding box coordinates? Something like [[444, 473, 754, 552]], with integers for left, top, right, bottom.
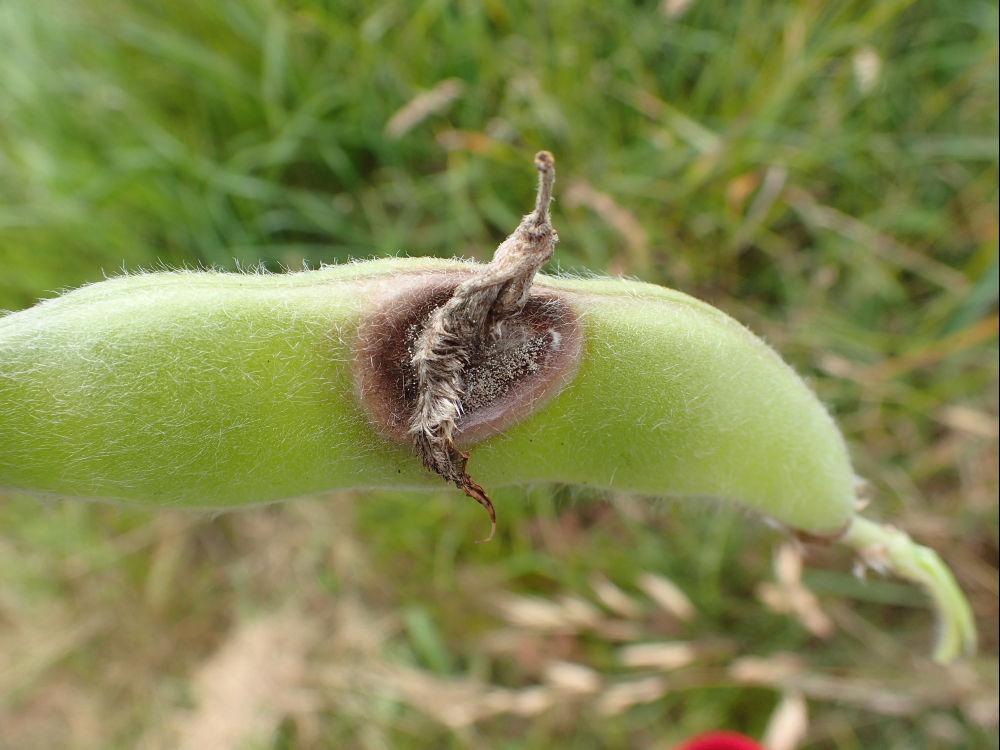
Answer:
[[0, 0, 997, 748]]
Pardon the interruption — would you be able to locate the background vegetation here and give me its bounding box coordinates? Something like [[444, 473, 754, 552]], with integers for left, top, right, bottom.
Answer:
[[1, 0, 996, 747]]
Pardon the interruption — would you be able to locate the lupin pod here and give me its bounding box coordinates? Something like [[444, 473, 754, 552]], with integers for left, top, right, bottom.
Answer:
[[0, 257, 975, 661]]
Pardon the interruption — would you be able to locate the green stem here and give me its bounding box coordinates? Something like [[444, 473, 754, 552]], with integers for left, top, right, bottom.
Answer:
[[840, 516, 976, 663]]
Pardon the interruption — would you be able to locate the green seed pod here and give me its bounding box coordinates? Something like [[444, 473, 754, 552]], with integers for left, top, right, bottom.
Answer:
[[0, 257, 975, 661], [0, 258, 850, 531]]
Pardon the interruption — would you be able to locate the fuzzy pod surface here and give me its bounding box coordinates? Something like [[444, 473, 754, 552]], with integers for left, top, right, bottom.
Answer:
[[0, 257, 853, 534]]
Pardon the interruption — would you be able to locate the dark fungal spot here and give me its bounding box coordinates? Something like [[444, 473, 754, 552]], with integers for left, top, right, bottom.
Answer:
[[354, 271, 581, 445]]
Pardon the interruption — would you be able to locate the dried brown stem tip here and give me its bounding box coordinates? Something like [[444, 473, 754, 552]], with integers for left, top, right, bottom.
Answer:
[[409, 152, 558, 541]]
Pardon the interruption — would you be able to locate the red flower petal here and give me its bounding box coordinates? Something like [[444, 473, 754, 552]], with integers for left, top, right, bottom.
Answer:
[[676, 730, 765, 750]]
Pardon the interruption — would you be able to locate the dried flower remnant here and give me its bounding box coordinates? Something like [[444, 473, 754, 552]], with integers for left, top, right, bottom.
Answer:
[[408, 151, 558, 540]]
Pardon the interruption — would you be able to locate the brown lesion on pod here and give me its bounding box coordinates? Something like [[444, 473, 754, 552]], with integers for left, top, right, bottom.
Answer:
[[355, 152, 578, 541], [354, 270, 582, 446]]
